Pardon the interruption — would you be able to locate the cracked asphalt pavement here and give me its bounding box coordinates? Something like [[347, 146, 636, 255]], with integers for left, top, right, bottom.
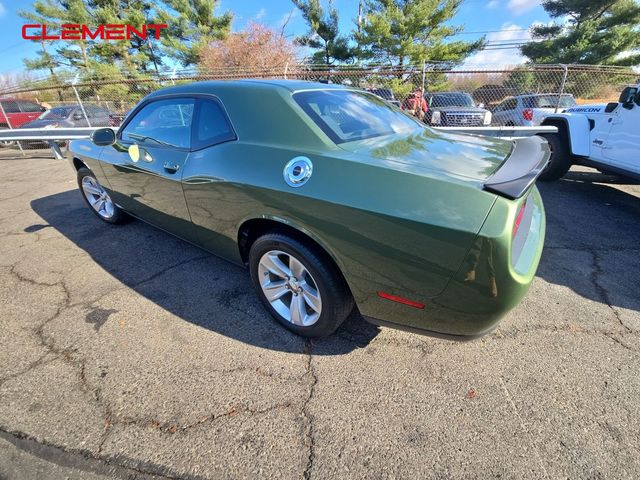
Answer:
[[1, 150, 639, 479]]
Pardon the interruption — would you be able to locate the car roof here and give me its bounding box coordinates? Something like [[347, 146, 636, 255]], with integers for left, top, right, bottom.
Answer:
[[428, 92, 470, 95], [0, 98, 37, 102], [516, 93, 574, 97], [147, 79, 348, 98]]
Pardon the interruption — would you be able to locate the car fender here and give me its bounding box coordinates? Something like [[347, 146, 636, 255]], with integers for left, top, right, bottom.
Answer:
[[236, 213, 349, 275], [541, 113, 591, 157]]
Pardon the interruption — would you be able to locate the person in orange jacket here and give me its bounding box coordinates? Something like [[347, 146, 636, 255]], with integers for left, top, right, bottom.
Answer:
[[401, 89, 428, 121]]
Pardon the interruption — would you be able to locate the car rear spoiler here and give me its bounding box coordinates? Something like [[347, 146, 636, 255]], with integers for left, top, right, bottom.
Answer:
[[483, 136, 550, 200]]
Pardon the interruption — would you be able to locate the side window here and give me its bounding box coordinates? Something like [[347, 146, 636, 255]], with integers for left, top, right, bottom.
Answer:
[[192, 98, 235, 150], [1, 100, 20, 113], [502, 98, 517, 111], [122, 98, 195, 149], [18, 100, 43, 113], [88, 106, 108, 117]]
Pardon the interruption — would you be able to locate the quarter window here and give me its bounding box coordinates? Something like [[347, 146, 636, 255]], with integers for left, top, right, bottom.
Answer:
[[122, 98, 195, 149], [18, 100, 43, 112], [192, 99, 235, 150], [0, 100, 20, 113]]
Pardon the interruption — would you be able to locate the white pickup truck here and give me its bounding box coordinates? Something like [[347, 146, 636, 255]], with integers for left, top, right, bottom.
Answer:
[[537, 85, 640, 181]]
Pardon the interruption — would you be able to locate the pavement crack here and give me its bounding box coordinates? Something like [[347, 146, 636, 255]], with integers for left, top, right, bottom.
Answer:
[[603, 333, 640, 355], [498, 376, 551, 480], [301, 339, 317, 480], [113, 402, 293, 436], [131, 255, 212, 288], [588, 249, 632, 333], [0, 352, 58, 387]]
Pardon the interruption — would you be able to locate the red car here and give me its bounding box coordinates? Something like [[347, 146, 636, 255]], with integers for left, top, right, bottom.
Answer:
[[0, 98, 46, 147]]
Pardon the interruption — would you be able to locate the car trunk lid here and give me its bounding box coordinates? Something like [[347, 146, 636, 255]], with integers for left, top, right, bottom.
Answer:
[[339, 128, 513, 183]]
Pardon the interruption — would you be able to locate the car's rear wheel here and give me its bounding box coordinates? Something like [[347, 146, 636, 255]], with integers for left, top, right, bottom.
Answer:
[[0, 126, 16, 148], [77, 167, 127, 224], [249, 233, 354, 338], [538, 132, 572, 181]]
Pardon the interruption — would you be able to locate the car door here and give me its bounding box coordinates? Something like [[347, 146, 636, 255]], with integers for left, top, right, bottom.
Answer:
[[602, 97, 640, 175], [180, 97, 239, 258], [17, 100, 44, 125], [92, 107, 112, 126], [0, 100, 23, 127], [491, 101, 505, 125], [99, 97, 199, 240]]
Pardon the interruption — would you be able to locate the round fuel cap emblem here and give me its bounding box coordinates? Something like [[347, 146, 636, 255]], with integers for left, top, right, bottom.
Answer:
[[284, 157, 313, 187]]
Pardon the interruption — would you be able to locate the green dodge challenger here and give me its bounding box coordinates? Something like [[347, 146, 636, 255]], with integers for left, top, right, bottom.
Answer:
[[67, 80, 548, 339]]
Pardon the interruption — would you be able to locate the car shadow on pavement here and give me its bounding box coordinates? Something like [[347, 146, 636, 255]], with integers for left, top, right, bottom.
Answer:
[[535, 168, 640, 314], [31, 190, 380, 355]]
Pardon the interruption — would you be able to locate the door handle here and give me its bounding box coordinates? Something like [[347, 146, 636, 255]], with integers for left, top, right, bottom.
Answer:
[[163, 162, 180, 174]]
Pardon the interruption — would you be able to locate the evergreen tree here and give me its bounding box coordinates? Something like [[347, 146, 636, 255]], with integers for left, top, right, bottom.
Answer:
[[157, 0, 232, 66], [521, 0, 640, 66], [21, 0, 94, 73], [355, 0, 484, 67], [20, 0, 165, 77], [292, 0, 354, 65]]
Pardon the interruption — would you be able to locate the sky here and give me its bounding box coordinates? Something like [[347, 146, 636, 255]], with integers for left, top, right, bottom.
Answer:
[[0, 0, 551, 76]]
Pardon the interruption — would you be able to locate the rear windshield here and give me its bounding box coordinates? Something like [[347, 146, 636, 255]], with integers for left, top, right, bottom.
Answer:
[[524, 95, 576, 108], [368, 89, 394, 100], [429, 93, 475, 108], [39, 107, 74, 120], [293, 90, 422, 144]]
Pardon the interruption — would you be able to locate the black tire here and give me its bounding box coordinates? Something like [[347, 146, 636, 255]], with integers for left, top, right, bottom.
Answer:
[[249, 232, 354, 338], [0, 126, 16, 148], [77, 167, 128, 224], [538, 132, 572, 181]]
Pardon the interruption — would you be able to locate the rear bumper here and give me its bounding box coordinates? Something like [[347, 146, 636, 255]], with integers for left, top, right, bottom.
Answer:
[[355, 187, 546, 338], [428, 186, 546, 336]]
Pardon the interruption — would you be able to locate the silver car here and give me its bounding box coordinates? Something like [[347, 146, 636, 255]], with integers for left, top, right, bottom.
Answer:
[[492, 94, 577, 126]]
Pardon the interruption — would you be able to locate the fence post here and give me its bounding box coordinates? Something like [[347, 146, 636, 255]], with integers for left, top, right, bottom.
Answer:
[[421, 59, 426, 94], [556, 64, 569, 113], [71, 77, 91, 127], [284, 62, 289, 80], [0, 101, 26, 157]]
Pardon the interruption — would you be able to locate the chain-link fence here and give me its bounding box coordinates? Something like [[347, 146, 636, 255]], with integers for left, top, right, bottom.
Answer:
[[1, 62, 638, 150]]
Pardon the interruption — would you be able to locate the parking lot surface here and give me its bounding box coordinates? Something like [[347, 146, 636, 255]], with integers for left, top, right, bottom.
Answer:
[[1, 149, 639, 479]]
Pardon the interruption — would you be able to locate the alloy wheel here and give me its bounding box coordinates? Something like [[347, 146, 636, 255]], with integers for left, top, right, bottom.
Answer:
[[81, 176, 115, 220], [258, 250, 322, 326]]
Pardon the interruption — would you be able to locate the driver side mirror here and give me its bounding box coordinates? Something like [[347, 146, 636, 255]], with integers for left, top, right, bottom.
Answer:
[[618, 86, 638, 109], [91, 128, 116, 146]]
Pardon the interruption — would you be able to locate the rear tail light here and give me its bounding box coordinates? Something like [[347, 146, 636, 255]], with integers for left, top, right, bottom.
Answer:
[[512, 201, 526, 238], [523, 108, 533, 121]]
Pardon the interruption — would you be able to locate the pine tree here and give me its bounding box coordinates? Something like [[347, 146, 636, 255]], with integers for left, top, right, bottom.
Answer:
[[20, 0, 165, 77], [292, 0, 354, 65], [355, 0, 484, 67], [157, 0, 232, 66], [20, 0, 94, 73], [521, 0, 640, 66]]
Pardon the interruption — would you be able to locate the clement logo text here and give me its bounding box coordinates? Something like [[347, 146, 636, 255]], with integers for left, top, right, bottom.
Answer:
[[22, 24, 169, 41]]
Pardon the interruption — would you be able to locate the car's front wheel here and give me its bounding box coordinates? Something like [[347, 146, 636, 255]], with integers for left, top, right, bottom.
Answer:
[[249, 233, 354, 338], [77, 167, 127, 224]]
